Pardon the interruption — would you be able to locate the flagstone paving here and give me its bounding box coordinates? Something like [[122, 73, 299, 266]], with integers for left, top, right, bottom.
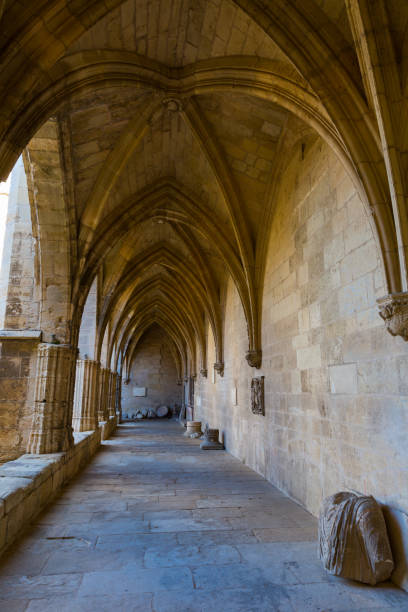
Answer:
[[0, 421, 406, 611]]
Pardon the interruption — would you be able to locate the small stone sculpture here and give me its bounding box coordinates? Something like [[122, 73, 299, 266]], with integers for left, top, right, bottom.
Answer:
[[251, 376, 265, 415], [184, 421, 202, 438], [200, 424, 224, 450], [319, 491, 394, 585]]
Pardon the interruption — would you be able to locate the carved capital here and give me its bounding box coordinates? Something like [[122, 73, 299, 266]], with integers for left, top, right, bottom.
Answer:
[[214, 361, 224, 377], [377, 292, 408, 341], [200, 368, 208, 378], [245, 349, 262, 368]]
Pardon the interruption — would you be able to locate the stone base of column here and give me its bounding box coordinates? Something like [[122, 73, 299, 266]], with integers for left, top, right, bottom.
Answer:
[[28, 407, 74, 453]]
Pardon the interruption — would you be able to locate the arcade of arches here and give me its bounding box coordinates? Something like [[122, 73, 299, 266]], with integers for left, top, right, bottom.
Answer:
[[0, 0, 408, 602]]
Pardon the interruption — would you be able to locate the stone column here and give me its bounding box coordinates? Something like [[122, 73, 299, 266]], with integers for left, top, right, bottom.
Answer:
[[108, 371, 118, 417], [27, 343, 76, 453], [98, 367, 109, 422], [72, 359, 99, 432], [116, 374, 122, 421]]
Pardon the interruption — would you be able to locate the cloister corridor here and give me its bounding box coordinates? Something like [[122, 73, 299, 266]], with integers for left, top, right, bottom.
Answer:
[[0, 420, 405, 612]]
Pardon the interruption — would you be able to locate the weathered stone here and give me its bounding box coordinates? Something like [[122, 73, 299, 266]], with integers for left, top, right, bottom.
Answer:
[[184, 421, 202, 438], [156, 405, 169, 418], [246, 350, 262, 369], [27, 344, 76, 454], [200, 426, 224, 450], [250, 376, 265, 416], [98, 368, 110, 423], [72, 359, 99, 432], [318, 492, 394, 585], [378, 292, 408, 341]]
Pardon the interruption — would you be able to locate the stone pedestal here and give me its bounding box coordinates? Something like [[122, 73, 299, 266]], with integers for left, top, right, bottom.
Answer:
[[98, 367, 110, 422], [184, 421, 202, 438], [200, 427, 224, 450], [108, 371, 118, 418], [27, 343, 76, 453], [72, 359, 99, 432]]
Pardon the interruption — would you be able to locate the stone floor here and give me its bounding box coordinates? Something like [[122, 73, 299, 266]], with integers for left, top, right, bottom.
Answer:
[[0, 421, 407, 611]]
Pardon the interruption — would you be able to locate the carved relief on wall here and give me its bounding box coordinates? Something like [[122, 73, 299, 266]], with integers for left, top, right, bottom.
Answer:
[[251, 376, 265, 416]]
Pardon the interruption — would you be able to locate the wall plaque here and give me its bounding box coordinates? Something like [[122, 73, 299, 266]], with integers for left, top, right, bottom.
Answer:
[[132, 387, 146, 397], [251, 376, 265, 415]]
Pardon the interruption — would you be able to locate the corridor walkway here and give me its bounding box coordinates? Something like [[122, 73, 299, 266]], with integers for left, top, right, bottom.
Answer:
[[0, 421, 407, 611]]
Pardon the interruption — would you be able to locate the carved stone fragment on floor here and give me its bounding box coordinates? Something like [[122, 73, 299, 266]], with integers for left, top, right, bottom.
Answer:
[[184, 421, 202, 438], [156, 405, 169, 418], [319, 491, 394, 585], [200, 425, 224, 450]]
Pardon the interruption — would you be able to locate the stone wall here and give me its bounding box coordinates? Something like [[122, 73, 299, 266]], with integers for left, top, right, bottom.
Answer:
[[0, 337, 39, 463], [195, 139, 408, 586], [121, 327, 181, 415]]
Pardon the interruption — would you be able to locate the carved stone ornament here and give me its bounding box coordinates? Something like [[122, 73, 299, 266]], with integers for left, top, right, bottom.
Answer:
[[214, 361, 224, 377], [377, 292, 408, 341], [246, 349, 262, 368], [319, 492, 394, 585], [200, 368, 208, 378], [251, 376, 265, 415]]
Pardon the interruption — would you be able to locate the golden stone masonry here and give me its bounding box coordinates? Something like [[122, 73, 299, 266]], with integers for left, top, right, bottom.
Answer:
[[0, 1, 407, 608]]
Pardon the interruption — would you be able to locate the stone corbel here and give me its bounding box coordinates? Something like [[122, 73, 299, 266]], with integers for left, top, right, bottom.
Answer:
[[377, 292, 408, 341], [214, 361, 224, 377], [200, 368, 208, 378], [245, 349, 262, 368]]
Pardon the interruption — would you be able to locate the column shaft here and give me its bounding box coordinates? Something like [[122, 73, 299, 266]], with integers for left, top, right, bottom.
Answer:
[[98, 367, 110, 422], [27, 343, 76, 453], [108, 371, 118, 417], [72, 359, 99, 432]]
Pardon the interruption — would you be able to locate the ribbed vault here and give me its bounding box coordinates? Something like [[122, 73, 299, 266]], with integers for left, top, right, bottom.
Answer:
[[3, 0, 408, 379]]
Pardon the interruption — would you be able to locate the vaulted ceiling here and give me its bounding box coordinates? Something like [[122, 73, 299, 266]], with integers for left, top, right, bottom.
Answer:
[[2, 0, 408, 376]]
